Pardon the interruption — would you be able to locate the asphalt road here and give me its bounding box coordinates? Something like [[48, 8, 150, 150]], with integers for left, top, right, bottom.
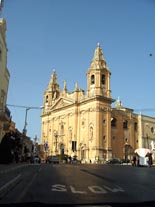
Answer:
[[0, 163, 155, 205]]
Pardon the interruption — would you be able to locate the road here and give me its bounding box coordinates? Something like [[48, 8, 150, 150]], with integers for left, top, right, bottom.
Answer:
[[0, 163, 155, 205]]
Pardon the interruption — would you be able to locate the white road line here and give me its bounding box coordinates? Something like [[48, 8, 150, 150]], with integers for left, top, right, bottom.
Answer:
[[16, 170, 38, 202], [0, 174, 21, 194]]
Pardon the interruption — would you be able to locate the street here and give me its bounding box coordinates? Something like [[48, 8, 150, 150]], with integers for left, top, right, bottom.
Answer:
[[0, 163, 155, 205]]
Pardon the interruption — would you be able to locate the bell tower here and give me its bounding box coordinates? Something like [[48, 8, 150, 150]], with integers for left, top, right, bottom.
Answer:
[[43, 69, 60, 108], [87, 43, 111, 98]]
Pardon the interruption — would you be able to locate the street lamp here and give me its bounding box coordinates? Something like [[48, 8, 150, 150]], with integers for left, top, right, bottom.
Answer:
[[6, 104, 42, 136], [22, 106, 43, 136], [23, 107, 31, 136], [145, 123, 151, 149], [54, 131, 58, 153], [43, 140, 49, 161], [124, 141, 130, 163], [146, 133, 149, 149]]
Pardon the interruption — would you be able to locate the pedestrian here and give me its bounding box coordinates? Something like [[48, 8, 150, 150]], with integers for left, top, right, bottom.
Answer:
[[136, 154, 140, 167], [147, 153, 153, 167], [68, 156, 71, 164], [131, 154, 136, 166]]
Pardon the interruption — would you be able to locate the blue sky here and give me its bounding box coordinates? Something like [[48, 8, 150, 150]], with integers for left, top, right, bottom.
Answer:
[[1, 0, 155, 142]]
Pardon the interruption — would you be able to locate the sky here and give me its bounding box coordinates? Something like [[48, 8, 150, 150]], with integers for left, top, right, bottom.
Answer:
[[1, 0, 155, 142]]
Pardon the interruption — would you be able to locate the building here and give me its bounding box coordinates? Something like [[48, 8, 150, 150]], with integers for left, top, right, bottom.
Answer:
[[41, 43, 155, 163], [41, 43, 115, 163], [137, 114, 155, 160], [0, 18, 11, 143], [111, 98, 139, 161], [111, 98, 155, 161]]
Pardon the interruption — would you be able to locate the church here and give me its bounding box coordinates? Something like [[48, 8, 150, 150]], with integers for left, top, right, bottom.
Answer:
[[41, 43, 116, 163]]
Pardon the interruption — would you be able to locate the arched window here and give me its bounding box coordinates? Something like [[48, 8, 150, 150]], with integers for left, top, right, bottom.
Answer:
[[123, 120, 128, 129], [101, 74, 105, 84], [111, 118, 117, 127], [151, 127, 154, 133], [91, 75, 95, 84], [90, 126, 93, 139], [134, 122, 137, 131], [45, 95, 48, 103]]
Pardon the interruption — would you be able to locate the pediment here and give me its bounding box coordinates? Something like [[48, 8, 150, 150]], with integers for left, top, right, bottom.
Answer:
[[50, 97, 74, 110]]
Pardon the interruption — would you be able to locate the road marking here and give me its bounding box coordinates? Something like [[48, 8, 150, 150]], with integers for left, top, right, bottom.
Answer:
[[0, 174, 21, 195], [52, 184, 67, 192], [16, 171, 38, 202], [51, 184, 125, 194], [88, 186, 107, 194], [103, 185, 124, 192], [70, 186, 87, 194]]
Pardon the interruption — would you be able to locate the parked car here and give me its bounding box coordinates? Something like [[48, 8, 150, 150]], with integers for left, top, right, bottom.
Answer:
[[105, 158, 122, 164], [46, 156, 59, 164]]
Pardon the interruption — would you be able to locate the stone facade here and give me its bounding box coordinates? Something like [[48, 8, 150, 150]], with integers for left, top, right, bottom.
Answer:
[[111, 101, 139, 161], [137, 114, 155, 160], [111, 99, 155, 161]]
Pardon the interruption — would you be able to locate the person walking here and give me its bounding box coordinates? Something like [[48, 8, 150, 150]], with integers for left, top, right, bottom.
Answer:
[[146, 153, 153, 167], [131, 154, 136, 166], [148, 153, 153, 167]]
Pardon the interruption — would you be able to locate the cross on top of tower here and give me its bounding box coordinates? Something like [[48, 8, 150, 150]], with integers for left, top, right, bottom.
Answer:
[[97, 42, 100, 47]]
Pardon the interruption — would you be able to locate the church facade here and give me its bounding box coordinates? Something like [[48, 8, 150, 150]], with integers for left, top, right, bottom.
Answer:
[[41, 43, 115, 163], [40, 43, 155, 163]]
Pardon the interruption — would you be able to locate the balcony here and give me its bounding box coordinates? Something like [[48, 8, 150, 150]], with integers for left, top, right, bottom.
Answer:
[[0, 106, 11, 122]]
